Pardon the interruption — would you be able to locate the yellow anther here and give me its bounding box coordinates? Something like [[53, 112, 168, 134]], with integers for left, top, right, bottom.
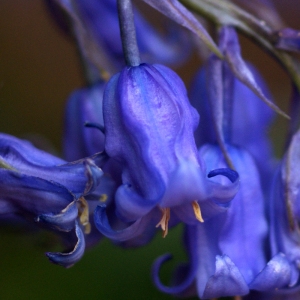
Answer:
[[100, 70, 111, 81], [83, 222, 91, 234], [78, 197, 91, 234], [0, 159, 17, 171], [192, 201, 204, 223], [156, 208, 170, 238], [99, 194, 108, 202]]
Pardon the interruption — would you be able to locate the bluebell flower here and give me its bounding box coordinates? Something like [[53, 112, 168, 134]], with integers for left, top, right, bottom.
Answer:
[[63, 81, 105, 161], [153, 144, 290, 299], [190, 59, 276, 183], [94, 63, 239, 241], [190, 26, 277, 186], [0, 133, 105, 267], [269, 129, 300, 289], [152, 24, 291, 298], [62, 80, 124, 196]]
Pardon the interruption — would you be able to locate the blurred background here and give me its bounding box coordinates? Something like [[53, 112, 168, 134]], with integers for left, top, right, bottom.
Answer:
[[0, 1, 300, 299]]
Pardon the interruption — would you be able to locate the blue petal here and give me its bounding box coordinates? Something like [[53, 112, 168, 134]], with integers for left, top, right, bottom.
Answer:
[[82, 157, 104, 195], [208, 168, 238, 183], [94, 205, 154, 241], [200, 145, 240, 205], [152, 254, 197, 295], [0, 133, 104, 197], [160, 159, 208, 208], [46, 222, 85, 268], [152, 224, 198, 296], [0, 133, 64, 166], [171, 164, 239, 224], [36, 200, 78, 232], [249, 253, 292, 291], [63, 82, 105, 161], [115, 184, 160, 222], [202, 255, 249, 299], [0, 170, 74, 217]]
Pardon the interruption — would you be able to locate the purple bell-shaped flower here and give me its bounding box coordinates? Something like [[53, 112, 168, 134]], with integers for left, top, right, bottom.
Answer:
[[94, 62, 239, 240], [0, 133, 105, 267]]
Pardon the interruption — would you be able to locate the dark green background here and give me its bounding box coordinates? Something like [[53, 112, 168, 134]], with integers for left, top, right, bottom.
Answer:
[[0, 1, 299, 299]]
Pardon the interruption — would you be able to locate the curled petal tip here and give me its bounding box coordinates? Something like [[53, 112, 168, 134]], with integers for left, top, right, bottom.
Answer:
[[46, 222, 85, 268], [94, 205, 145, 241], [202, 255, 249, 299], [35, 201, 78, 232], [249, 253, 292, 291], [152, 253, 196, 295], [83, 158, 104, 195], [208, 168, 239, 183]]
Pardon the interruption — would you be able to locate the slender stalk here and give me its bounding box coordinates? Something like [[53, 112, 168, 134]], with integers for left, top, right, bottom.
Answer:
[[222, 63, 234, 145], [117, 0, 140, 66]]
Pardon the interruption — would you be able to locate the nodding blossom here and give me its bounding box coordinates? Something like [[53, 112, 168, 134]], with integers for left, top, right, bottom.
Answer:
[[0, 133, 105, 267], [94, 62, 238, 241]]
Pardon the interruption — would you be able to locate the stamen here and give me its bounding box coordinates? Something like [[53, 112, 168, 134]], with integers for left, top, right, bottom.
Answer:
[[78, 197, 91, 234], [156, 208, 170, 238], [99, 194, 108, 202], [0, 158, 17, 171], [100, 70, 110, 81], [192, 201, 204, 223]]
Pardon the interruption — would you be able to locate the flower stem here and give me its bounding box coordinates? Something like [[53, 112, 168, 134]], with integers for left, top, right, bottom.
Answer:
[[117, 0, 140, 67]]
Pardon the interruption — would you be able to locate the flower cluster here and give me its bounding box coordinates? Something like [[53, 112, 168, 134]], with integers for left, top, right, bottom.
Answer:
[[3, 0, 300, 299]]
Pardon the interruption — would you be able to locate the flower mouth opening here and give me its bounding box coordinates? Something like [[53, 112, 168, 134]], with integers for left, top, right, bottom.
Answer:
[[156, 201, 204, 238]]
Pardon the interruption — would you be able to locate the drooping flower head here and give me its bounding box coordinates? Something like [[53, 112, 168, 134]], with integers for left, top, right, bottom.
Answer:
[[94, 62, 239, 241], [269, 129, 300, 288], [153, 144, 291, 299], [152, 25, 290, 299], [63, 81, 105, 161], [0, 133, 105, 267], [190, 26, 277, 185]]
